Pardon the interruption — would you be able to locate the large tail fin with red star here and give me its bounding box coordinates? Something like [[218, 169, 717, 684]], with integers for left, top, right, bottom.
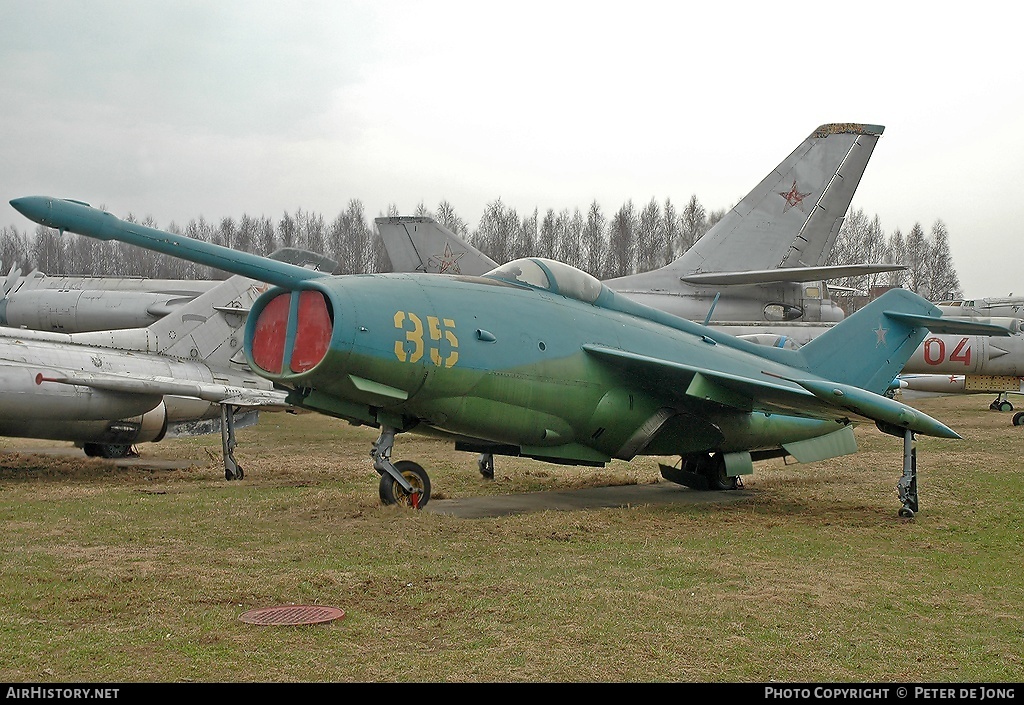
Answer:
[[666, 123, 885, 278]]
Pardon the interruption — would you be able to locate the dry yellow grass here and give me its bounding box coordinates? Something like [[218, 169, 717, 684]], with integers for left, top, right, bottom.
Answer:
[[1, 394, 1022, 682]]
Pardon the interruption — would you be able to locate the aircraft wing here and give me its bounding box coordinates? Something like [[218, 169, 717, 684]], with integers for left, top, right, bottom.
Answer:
[[582, 344, 959, 438], [35, 369, 293, 411], [678, 263, 905, 286]]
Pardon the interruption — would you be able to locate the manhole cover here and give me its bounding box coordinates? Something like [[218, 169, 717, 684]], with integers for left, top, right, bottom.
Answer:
[[238, 605, 345, 626]]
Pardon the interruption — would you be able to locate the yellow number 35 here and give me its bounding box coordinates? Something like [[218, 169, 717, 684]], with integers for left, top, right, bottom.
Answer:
[[394, 312, 459, 368]]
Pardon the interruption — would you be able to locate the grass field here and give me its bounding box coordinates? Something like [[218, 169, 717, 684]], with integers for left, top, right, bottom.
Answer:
[[1, 394, 1022, 683]]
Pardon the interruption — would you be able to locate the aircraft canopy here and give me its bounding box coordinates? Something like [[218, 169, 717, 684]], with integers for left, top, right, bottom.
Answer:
[[486, 258, 604, 304]]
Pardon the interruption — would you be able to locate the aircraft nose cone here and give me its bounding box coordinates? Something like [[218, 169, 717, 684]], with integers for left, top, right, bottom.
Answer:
[[9, 196, 50, 224]]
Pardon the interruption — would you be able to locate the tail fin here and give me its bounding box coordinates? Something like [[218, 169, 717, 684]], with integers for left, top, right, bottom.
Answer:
[[670, 123, 884, 276], [375, 216, 497, 275], [797, 288, 936, 394]]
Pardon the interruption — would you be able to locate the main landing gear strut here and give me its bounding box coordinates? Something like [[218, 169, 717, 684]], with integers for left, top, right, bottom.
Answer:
[[897, 428, 919, 519], [371, 426, 431, 508], [222, 404, 244, 480]]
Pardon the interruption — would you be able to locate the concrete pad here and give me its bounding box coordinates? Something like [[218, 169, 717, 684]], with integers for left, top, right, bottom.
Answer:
[[424, 481, 751, 518], [0, 446, 195, 470]]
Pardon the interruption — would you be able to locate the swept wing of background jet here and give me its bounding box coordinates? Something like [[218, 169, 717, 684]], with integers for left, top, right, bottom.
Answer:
[[12, 196, 1011, 519]]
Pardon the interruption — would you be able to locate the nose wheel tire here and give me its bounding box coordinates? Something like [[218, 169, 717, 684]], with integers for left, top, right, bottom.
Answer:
[[378, 460, 432, 509]]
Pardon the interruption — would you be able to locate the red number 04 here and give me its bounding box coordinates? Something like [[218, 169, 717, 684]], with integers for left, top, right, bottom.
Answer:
[[923, 337, 972, 366]]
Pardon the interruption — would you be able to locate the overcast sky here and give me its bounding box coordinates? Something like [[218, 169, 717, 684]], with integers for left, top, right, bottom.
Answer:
[[2, 0, 1022, 296]]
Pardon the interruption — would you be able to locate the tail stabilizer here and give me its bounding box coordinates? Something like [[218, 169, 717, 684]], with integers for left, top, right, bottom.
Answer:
[[797, 288, 936, 394], [375, 216, 497, 275]]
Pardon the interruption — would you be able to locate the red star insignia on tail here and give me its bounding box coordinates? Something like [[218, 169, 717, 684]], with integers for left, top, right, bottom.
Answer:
[[427, 243, 465, 274], [778, 180, 811, 213]]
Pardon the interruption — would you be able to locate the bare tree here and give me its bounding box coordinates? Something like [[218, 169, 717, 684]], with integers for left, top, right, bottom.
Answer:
[[236, 214, 259, 255], [582, 200, 607, 278], [31, 224, 65, 275], [473, 199, 519, 265], [257, 216, 277, 257], [661, 197, 680, 266], [278, 211, 297, 250], [184, 216, 216, 279], [0, 225, 32, 274], [636, 197, 661, 273], [305, 211, 326, 257], [512, 209, 538, 261], [926, 219, 960, 301], [435, 200, 468, 237], [539, 208, 557, 260], [679, 194, 706, 254], [606, 200, 636, 278], [554, 208, 584, 269], [903, 222, 929, 295], [886, 228, 906, 288], [828, 208, 870, 291], [329, 199, 371, 274]]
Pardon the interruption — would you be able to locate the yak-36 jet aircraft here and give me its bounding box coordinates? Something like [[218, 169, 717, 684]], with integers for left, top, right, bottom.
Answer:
[[378, 122, 900, 329], [12, 196, 1012, 518]]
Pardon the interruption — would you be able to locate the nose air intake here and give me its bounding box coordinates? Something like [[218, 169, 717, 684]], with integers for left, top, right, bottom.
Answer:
[[250, 290, 333, 376]]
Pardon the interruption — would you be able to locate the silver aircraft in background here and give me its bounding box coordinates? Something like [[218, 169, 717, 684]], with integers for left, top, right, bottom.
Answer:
[[378, 122, 900, 330], [936, 295, 1024, 320], [0, 248, 335, 333], [0, 266, 217, 332], [0, 249, 334, 473]]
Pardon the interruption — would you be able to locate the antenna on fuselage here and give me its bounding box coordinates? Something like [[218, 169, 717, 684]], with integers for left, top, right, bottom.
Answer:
[[703, 292, 721, 326]]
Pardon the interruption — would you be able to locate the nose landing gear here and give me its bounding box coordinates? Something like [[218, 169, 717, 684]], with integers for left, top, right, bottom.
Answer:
[[371, 426, 431, 508]]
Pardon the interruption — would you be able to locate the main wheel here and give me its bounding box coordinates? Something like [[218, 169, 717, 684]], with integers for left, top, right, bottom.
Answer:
[[101, 444, 134, 459], [700, 454, 737, 491], [1013, 411, 1024, 427], [84, 443, 133, 459], [478, 453, 495, 479], [378, 460, 431, 509], [999, 401, 1014, 412]]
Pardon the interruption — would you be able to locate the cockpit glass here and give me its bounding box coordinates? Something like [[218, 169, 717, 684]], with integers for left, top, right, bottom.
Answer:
[[486, 259, 551, 289], [485, 257, 604, 304]]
